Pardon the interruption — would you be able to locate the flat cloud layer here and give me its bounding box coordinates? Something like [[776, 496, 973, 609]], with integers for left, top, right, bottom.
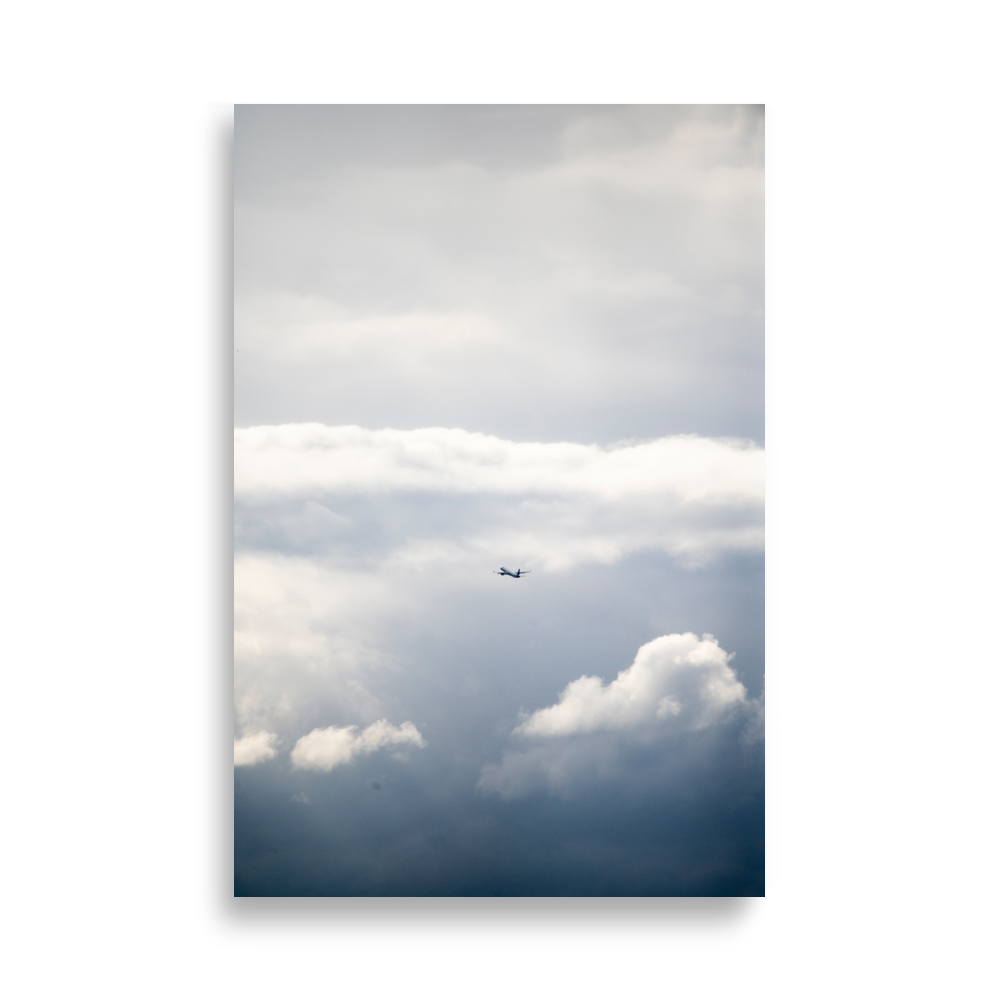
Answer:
[[236, 424, 763, 502], [236, 105, 763, 445], [236, 424, 763, 571]]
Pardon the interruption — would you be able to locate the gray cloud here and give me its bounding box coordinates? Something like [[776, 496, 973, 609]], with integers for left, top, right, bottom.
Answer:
[[235, 105, 763, 445], [234, 105, 764, 896], [233, 426, 764, 746]]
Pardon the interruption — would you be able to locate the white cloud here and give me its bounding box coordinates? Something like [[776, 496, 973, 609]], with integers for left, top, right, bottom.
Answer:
[[233, 731, 278, 767], [478, 633, 759, 800], [236, 424, 763, 504], [290, 719, 426, 772], [515, 633, 746, 737], [236, 425, 763, 570]]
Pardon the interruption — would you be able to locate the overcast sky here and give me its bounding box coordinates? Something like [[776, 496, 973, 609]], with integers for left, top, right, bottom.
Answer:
[[234, 105, 764, 896]]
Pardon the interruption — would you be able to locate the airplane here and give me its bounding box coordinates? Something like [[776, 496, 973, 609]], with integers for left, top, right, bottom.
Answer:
[[494, 566, 531, 578]]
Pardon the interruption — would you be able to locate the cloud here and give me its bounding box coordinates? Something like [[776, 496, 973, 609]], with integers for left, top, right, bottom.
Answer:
[[234, 107, 765, 894], [236, 424, 762, 503], [478, 633, 758, 800], [233, 425, 763, 741], [516, 632, 746, 736], [235, 108, 763, 444], [290, 719, 426, 772], [235, 425, 763, 570], [234, 553, 400, 736], [234, 731, 278, 766]]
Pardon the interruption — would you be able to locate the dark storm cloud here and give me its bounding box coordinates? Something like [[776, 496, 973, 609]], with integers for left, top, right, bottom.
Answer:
[[235, 702, 763, 896]]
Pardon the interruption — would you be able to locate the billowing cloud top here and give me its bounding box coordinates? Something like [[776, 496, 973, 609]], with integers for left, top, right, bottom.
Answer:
[[516, 632, 746, 737]]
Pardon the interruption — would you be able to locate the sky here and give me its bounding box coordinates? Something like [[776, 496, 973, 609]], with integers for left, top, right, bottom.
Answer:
[[234, 105, 764, 896]]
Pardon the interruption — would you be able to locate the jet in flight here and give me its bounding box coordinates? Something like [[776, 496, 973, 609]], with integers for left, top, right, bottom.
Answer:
[[494, 567, 531, 578]]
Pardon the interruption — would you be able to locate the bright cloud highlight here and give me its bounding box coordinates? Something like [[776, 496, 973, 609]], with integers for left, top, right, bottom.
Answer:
[[236, 425, 764, 570], [234, 731, 279, 766], [235, 425, 762, 504], [516, 632, 746, 737], [290, 719, 426, 771]]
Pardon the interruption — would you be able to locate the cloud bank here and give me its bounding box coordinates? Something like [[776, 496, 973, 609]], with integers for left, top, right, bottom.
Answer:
[[235, 425, 763, 571], [235, 105, 764, 446], [290, 719, 426, 771], [236, 424, 763, 503]]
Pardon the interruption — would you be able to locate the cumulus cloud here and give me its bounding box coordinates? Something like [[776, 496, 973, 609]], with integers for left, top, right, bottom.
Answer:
[[234, 731, 278, 767], [478, 634, 757, 800], [290, 719, 426, 772], [516, 633, 746, 737]]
